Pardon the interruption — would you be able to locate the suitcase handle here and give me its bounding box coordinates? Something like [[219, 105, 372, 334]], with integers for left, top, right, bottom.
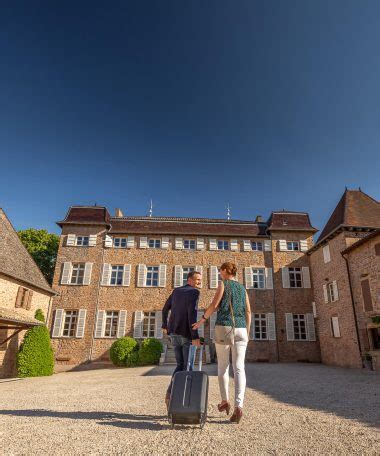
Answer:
[[187, 344, 204, 371]]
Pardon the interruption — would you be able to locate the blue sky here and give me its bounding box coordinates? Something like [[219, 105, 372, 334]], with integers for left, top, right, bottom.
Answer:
[[1, 1, 379, 234]]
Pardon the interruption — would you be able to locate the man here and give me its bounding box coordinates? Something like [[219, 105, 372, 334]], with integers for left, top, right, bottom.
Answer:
[[162, 270, 202, 408]]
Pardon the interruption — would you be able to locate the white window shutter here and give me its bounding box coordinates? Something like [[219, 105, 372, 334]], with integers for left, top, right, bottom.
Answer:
[[332, 280, 339, 301], [196, 238, 204, 250], [323, 284, 329, 303], [312, 302, 317, 318], [197, 311, 204, 338], [285, 313, 294, 341], [127, 236, 135, 248], [264, 240, 272, 252], [158, 265, 167, 287], [76, 309, 87, 338], [95, 310, 106, 338], [122, 264, 131, 286], [279, 240, 287, 251], [162, 237, 169, 249], [209, 239, 217, 250], [306, 313, 316, 341], [175, 238, 183, 249], [266, 313, 276, 340], [133, 311, 144, 338], [61, 262, 72, 285], [101, 263, 111, 286], [195, 265, 203, 288], [105, 235, 113, 248], [210, 313, 217, 340], [89, 235, 97, 246], [83, 263, 92, 285], [137, 264, 147, 287], [265, 268, 273, 289], [300, 240, 308, 252], [209, 266, 218, 289], [331, 316, 341, 337], [323, 244, 331, 263], [243, 240, 251, 251], [117, 310, 127, 338], [52, 309, 64, 338], [66, 234, 76, 246], [230, 239, 239, 251], [282, 267, 290, 288], [174, 265, 183, 288], [139, 237, 148, 249], [302, 267, 311, 288], [155, 311, 163, 339], [244, 267, 254, 289]]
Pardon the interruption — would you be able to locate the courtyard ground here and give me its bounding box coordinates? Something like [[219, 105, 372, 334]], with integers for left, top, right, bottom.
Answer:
[[0, 363, 379, 455]]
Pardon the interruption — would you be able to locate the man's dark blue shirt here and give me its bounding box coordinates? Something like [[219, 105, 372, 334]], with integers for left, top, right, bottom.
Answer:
[[162, 284, 200, 340]]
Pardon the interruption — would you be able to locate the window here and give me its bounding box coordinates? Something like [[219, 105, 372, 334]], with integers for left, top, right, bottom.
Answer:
[[327, 282, 338, 303], [361, 279, 373, 312], [293, 314, 307, 340], [113, 238, 127, 248], [183, 239, 196, 250], [110, 265, 124, 286], [289, 268, 302, 288], [252, 268, 265, 289], [148, 239, 161, 249], [331, 316, 341, 338], [182, 266, 195, 286], [323, 244, 331, 263], [146, 266, 159, 286], [62, 310, 78, 337], [76, 236, 89, 246], [70, 263, 85, 285], [142, 312, 156, 338], [104, 311, 119, 337], [370, 328, 380, 349], [375, 243, 380, 256], [287, 241, 299, 251], [15, 287, 29, 309], [254, 314, 267, 340], [217, 240, 229, 250], [251, 241, 263, 251]]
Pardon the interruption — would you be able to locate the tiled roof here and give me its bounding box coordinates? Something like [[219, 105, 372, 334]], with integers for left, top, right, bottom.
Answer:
[[0, 306, 44, 327], [317, 189, 380, 242], [341, 229, 380, 255], [0, 209, 55, 295], [267, 211, 317, 232], [57, 206, 111, 227]]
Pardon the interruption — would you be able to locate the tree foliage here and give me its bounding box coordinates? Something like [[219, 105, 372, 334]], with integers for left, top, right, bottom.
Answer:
[[18, 229, 59, 284]]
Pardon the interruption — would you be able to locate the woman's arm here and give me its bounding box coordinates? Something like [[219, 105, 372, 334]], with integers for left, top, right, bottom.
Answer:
[[192, 281, 224, 329], [245, 291, 252, 336]]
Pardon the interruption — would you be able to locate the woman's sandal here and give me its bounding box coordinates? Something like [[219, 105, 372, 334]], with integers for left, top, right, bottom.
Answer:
[[217, 401, 231, 415], [230, 407, 243, 424]]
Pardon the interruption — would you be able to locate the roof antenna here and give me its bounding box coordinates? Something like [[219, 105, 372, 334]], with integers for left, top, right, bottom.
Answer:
[[148, 199, 153, 217], [226, 203, 231, 221], [94, 202, 97, 206], [358, 186, 362, 192]]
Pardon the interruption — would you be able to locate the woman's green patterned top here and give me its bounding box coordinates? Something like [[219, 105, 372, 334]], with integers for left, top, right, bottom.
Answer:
[[215, 279, 247, 328]]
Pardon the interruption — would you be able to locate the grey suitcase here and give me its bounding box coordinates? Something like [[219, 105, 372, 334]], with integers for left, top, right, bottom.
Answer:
[[168, 344, 209, 429]]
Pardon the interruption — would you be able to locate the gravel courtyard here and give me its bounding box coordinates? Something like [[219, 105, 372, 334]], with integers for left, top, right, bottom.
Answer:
[[0, 363, 379, 455]]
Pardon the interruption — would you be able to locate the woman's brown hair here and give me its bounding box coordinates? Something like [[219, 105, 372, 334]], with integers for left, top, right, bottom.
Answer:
[[220, 261, 237, 276]]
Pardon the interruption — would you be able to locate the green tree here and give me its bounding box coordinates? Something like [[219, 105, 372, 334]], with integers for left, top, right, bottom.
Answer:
[[18, 229, 59, 284], [17, 310, 54, 377]]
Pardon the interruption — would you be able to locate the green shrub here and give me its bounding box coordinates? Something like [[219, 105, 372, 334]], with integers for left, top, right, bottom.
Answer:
[[34, 309, 45, 322], [17, 310, 54, 377], [125, 351, 140, 367], [110, 337, 138, 366], [138, 338, 163, 366]]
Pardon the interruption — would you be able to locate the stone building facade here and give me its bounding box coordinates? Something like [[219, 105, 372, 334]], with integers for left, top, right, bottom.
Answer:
[[0, 208, 55, 378], [308, 189, 380, 370], [50, 207, 320, 369]]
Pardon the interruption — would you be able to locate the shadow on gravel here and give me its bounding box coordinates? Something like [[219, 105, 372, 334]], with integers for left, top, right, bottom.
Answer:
[[244, 363, 380, 428]]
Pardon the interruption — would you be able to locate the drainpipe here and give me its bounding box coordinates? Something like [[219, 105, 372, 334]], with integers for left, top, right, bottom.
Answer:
[[269, 238, 280, 362], [341, 252, 363, 367]]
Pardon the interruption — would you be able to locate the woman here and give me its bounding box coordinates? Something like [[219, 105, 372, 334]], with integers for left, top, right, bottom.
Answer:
[[193, 261, 251, 424]]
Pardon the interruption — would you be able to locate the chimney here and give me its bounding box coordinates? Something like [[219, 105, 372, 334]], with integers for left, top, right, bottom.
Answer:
[[115, 208, 124, 217], [255, 215, 264, 223]]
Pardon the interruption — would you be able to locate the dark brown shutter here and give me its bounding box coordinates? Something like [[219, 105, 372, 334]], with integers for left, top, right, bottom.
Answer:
[[361, 279, 373, 312], [26, 290, 33, 310], [15, 287, 23, 308], [375, 243, 380, 256], [361, 329, 370, 351]]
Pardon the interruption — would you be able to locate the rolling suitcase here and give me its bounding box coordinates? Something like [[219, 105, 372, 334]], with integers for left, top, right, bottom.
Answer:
[[168, 344, 209, 429]]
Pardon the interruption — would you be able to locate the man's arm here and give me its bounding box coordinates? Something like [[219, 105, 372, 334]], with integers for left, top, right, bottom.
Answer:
[[162, 292, 172, 334], [188, 289, 200, 342]]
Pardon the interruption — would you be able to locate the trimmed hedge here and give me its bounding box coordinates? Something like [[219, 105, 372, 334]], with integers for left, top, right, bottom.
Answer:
[[110, 337, 138, 366], [17, 310, 54, 378], [138, 338, 163, 366]]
